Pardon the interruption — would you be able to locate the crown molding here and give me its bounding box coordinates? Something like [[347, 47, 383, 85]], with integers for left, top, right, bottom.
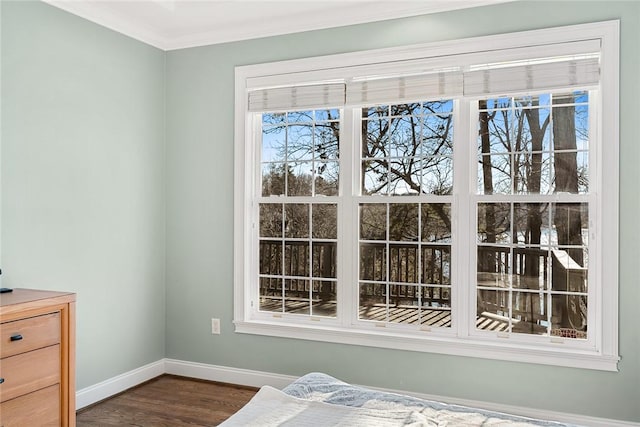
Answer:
[[162, 0, 514, 51], [43, 0, 168, 49], [43, 0, 514, 51]]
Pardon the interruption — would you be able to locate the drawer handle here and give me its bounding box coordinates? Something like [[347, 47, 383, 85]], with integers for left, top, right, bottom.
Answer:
[[0, 378, 4, 384], [10, 334, 23, 341]]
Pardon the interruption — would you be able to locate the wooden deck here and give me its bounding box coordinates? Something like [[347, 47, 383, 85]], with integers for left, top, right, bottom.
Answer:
[[259, 298, 510, 331]]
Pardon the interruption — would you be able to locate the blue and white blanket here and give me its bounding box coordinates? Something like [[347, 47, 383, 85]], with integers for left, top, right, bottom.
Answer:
[[221, 372, 578, 426]]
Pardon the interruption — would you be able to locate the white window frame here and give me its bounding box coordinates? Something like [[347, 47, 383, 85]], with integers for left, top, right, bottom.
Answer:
[[233, 21, 619, 371]]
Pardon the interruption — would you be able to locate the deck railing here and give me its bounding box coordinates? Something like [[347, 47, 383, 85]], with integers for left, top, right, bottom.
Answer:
[[259, 241, 587, 336]]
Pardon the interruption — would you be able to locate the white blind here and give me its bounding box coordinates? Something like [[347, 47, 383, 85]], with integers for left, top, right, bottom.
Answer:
[[346, 71, 463, 105], [464, 56, 600, 96], [248, 83, 345, 112], [248, 55, 600, 112]]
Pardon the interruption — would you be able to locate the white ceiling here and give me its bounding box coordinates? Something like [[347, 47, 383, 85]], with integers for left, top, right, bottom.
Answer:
[[44, 0, 513, 51]]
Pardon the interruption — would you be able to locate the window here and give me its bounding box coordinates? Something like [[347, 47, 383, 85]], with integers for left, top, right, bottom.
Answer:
[[234, 21, 619, 370]]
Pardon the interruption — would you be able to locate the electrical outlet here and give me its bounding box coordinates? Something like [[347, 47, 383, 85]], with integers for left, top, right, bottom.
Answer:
[[211, 318, 221, 334]]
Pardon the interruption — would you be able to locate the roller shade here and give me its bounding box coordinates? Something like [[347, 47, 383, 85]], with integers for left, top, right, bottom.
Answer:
[[346, 70, 463, 105], [464, 56, 600, 97], [248, 83, 345, 112], [247, 54, 600, 112]]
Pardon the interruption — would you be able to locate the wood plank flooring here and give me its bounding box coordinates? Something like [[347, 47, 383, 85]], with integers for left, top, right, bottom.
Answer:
[[76, 375, 258, 426]]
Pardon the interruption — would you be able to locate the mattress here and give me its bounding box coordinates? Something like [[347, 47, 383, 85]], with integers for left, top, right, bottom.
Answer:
[[220, 372, 579, 426]]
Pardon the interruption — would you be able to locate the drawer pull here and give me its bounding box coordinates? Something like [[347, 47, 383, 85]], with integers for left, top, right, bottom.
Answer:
[[0, 377, 4, 384], [10, 334, 23, 341]]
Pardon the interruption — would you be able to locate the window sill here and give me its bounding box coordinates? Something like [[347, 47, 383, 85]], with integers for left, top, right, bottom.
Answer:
[[234, 320, 619, 372]]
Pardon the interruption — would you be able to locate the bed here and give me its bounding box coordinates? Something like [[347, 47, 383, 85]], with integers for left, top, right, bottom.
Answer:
[[220, 372, 578, 426]]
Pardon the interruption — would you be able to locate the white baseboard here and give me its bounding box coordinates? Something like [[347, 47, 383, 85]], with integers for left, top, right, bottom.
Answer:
[[163, 358, 297, 389], [77, 359, 639, 427], [76, 360, 165, 409]]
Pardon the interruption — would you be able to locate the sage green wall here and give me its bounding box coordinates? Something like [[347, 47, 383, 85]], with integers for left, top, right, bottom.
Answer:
[[1, 1, 166, 389], [1, 0, 638, 422], [165, 1, 639, 422]]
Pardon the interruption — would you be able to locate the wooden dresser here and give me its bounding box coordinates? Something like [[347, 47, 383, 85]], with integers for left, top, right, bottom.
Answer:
[[0, 289, 76, 427]]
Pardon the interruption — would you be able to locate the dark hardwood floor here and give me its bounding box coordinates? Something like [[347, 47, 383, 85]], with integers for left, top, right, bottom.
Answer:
[[76, 375, 258, 426]]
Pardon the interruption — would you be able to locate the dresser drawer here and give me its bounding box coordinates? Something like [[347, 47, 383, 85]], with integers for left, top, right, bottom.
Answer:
[[0, 344, 60, 403], [0, 312, 61, 358], [0, 384, 60, 426]]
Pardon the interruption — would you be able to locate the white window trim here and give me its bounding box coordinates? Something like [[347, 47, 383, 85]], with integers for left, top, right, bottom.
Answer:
[[233, 20, 620, 371]]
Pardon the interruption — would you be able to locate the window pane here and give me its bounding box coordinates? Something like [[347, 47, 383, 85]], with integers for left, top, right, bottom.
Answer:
[[312, 242, 336, 278], [423, 116, 453, 156], [287, 110, 314, 123], [388, 284, 419, 324], [513, 152, 553, 194], [312, 280, 337, 317], [478, 98, 512, 155], [259, 240, 282, 275], [477, 203, 511, 244], [259, 277, 282, 313], [476, 289, 511, 332], [421, 286, 451, 309], [550, 203, 588, 246], [362, 160, 388, 195], [313, 122, 339, 160], [286, 124, 313, 161], [511, 291, 548, 335], [262, 163, 286, 196], [359, 243, 387, 281], [284, 204, 309, 238], [477, 247, 510, 287], [421, 204, 451, 243], [262, 125, 286, 162], [388, 157, 421, 195], [424, 100, 453, 114], [389, 204, 418, 241], [389, 115, 419, 158], [287, 162, 313, 196], [421, 246, 450, 285], [421, 286, 451, 328], [259, 204, 283, 238], [312, 204, 337, 239], [551, 293, 587, 339], [551, 248, 588, 293], [284, 279, 310, 314], [512, 247, 549, 290], [315, 109, 340, 122], [389, 244, 418, 283], [477, 154, 511, 194], [513, 203, 548, 245], [284, 241, 309, 277], [363, 117, 389, 158], [314, 161, 339, 196], [359, 283, 387, 321], [421, 156, 453, 195], [360, 204, 387, 240]]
